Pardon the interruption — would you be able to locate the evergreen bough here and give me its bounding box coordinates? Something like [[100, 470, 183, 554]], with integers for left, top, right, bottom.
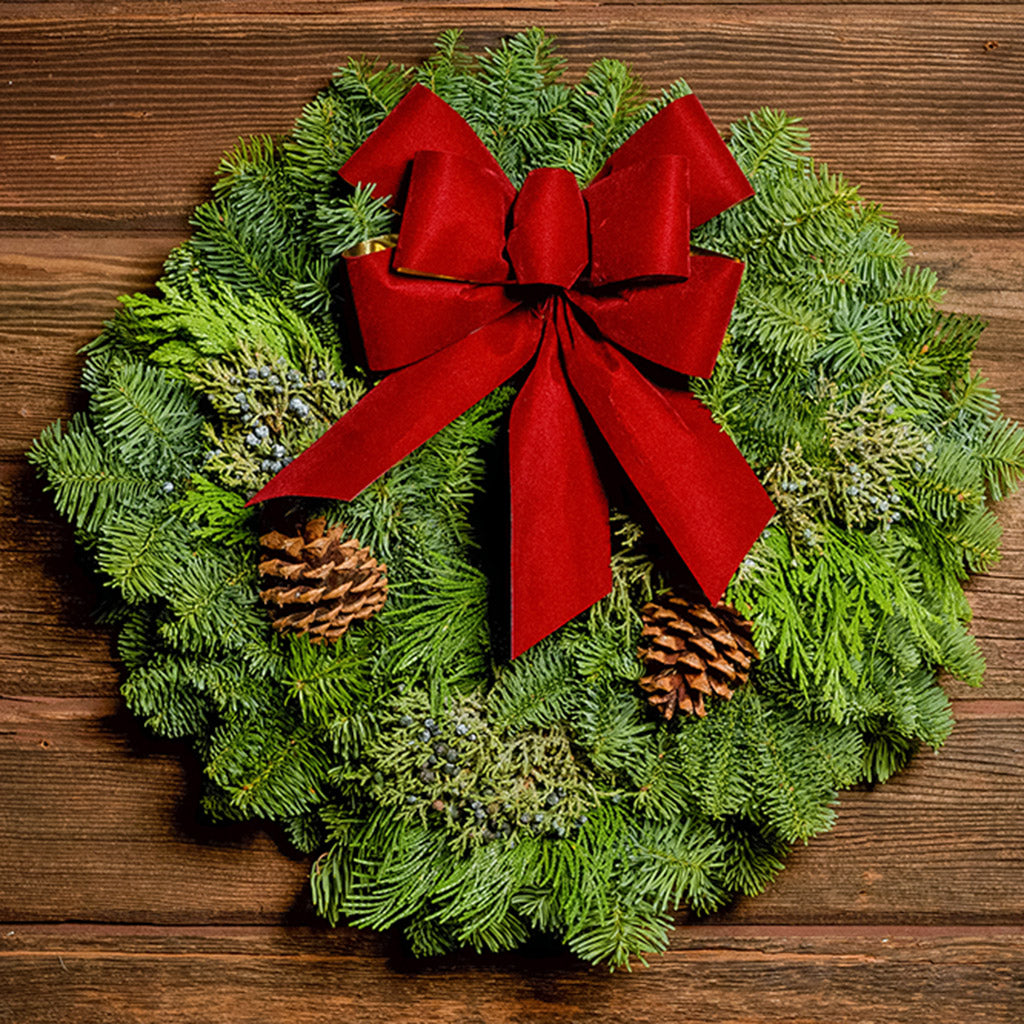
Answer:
[[29, 29, 1024, 968]]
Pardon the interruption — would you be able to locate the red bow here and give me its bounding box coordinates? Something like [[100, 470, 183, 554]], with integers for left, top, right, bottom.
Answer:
[[250, 84, 775, 657]]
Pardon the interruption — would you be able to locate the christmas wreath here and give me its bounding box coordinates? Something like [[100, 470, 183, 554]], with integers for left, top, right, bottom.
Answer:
[[30, 29, 1024, 968]]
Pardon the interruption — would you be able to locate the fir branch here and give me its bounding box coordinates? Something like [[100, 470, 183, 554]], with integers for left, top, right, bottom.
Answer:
[[95, 513, 192, 604], [205, 706, 332, 819], [89, 360, 203, 477], [29, 416, 161, 535]]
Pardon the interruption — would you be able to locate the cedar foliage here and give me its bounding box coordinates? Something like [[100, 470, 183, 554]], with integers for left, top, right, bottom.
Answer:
[[29, 29, 1024, 968]]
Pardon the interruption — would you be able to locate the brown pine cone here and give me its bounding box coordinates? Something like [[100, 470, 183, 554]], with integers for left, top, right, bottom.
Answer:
[[637, 595, 758, 719], [257, 517, 387, 643]]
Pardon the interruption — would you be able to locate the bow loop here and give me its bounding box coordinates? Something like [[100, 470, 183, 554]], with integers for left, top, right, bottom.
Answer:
[[345, 247, 518, 371], [585, 155, 691, 287], [341, 84, 507, 206], [570, 252, 744, 379], [392, 149, 515, 283], [506, 168, 588, 289], [591, 94, 754, 227]]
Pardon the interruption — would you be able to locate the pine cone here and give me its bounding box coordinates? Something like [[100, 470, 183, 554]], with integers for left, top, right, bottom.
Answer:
[[637, 596, 758, 719], [257, 517, 387, 643]]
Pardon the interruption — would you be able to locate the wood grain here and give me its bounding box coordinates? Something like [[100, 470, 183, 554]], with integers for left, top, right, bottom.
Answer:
[[2, 4, 1023, 1018], [3, 224, 1021, 696], [0, 695, 1020, 925], [0, 234, 177, 460], [1, 925, 1022, 1024], [3, 477, 1022, 698], [2, 231, 1020, 458], [0, 7, 1022, 233]]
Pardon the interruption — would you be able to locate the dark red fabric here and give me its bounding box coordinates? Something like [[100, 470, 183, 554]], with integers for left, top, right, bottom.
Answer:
[[393, 150, 515, 282], [252, 308, 542, 503], [345, 248, 518, 371], [250, 83, 774, 657], [509, 312, 612, 653], [341, 85, 506, 205], [506, 168, 589, 288], [570, 252, 745, 379], [561, 307, 775, 605], [585, 154, 690, 286], [591, 94, 755, 228]]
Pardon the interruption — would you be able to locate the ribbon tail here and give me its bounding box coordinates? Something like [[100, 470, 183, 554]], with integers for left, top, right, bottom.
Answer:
[[563, 327, 774, 605], [248, 308, 541, 505], [509, 320, 611, 657]]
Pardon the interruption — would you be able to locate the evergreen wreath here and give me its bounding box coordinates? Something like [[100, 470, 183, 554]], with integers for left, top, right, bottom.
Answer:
[[30, 29, 1024, 968]]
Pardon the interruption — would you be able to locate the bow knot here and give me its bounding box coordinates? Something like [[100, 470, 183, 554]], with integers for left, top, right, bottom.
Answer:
[[250, 84, 775, 657], [507, 168, 588, 289]]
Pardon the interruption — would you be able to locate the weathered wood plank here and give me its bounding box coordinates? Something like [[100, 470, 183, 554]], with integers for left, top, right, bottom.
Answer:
[[0, 694, 1021, 925], [3, 208, 1022, 696], [5, 0, 1020, 9], [1, 3, 1021, 1017], [0, 234, 179, 464], [0, 924, 1021, 1024], [910, 238, 1024, 325], [0, 8, 1021, 233], [714, 712, 1024, 925], [0, 696, 312, 924], [2, 230, 1021, 452], [0, 455, 121, 694], [4, 451, 1024, 697]]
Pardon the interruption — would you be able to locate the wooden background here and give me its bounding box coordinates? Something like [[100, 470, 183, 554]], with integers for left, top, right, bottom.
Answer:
[[1, 3, 1022, 1021]]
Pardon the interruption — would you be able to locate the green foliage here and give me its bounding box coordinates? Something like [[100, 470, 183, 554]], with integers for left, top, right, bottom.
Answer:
[[336, 691, 597, 856], [94, 513, 192, 604], [287, 56, 411, 193], [182, 340, 361, 497], [275, 634, 378, 734], [29, 29, 1022, 969], [374, 554, 490, 706], [315, 184, 396, 257], [29, 416, 160, 535], [572, 684, 652, 775], [157, 545, 266, 653], [121, 654, 215, 738], [173, 475, 257, 547], [89, 360, 204, 477], [204, 704, 332, 818]]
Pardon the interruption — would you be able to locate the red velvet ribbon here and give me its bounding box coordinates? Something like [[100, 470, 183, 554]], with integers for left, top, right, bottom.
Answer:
[[250, 84, 775, 657]]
